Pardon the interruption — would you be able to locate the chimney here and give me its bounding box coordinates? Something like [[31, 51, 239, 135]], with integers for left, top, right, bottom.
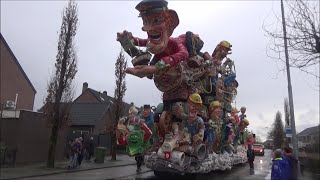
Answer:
[[103, 91, 107, 97], [82, 82, 88, 93]]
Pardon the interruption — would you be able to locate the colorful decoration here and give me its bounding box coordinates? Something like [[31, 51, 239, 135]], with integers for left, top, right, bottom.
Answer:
[[116, 105, 152, 156], [127, 124, 151, 156], [116, 0, 252, 175], [239, 106, 247, 121]]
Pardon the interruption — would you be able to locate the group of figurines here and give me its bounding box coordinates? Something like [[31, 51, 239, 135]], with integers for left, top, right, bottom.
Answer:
[[115, 0, 255, 173], [117, 101, 253, 157]]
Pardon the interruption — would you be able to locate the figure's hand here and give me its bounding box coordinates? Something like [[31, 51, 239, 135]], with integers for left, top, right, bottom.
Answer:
[[192, 134, 203, 146], [116, 30, 133, 42]]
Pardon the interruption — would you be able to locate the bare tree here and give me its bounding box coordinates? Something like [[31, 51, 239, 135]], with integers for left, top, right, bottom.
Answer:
[[44, 0, 78, 168], [110, 50, 127, 160], [264, 0, 320, 77]]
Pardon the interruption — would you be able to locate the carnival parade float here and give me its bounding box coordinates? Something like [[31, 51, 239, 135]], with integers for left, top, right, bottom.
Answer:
[[115, 0, 254, 175]]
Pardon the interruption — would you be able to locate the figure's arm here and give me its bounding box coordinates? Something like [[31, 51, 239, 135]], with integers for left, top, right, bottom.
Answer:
[[197, 117, 205, 138], [146, 113, 155, 126], [149, 112, 154, 123], [161, 39, 189, 67], [140, 122, 152, 142]]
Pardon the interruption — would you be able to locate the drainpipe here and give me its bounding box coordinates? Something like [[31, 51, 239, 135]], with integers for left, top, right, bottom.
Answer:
[[14, 93, 18, 109]]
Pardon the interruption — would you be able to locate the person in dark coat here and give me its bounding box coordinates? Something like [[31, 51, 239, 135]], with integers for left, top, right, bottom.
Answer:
[[135, 155, 144, 173], [247, 144, 255, 174], [77, 137, 84, 166], [87, 137, 95, 161]]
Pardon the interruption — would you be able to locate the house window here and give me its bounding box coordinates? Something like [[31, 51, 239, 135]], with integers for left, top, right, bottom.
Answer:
[[73, 130, 90, 134]]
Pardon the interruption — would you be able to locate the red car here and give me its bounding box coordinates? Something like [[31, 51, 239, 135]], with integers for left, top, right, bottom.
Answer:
[[253, 144, 264, 156]]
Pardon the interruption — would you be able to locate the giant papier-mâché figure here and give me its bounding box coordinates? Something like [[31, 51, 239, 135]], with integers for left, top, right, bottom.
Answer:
[[117, 0, 234, 116], [117, 0, 187, 79], [115, 0, 250, 174]]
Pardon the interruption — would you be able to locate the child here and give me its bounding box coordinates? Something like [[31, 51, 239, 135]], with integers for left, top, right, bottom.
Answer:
[[271, 149, 289, 180]]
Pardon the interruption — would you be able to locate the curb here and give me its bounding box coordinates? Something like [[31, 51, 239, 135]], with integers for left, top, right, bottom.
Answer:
[[1, 162, 136, 180]]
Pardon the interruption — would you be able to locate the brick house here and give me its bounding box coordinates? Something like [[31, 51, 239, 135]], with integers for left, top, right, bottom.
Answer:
[[0, 34, 66, 165], [1, 110, 67, 164], [66, 82, 133, 149], [297, 125, 320, 149], [0, 33, 36, 110]]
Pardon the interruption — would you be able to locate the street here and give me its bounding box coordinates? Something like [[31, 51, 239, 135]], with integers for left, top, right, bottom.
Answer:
[[19, 149, 273, 180]]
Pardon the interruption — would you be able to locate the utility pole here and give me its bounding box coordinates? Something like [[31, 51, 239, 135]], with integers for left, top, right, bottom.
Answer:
[[280, 0, 299, 168]]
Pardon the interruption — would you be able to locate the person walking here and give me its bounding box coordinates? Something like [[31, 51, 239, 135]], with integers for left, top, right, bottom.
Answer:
[[77, 137, 84, 166], [247, 144, 255, 175], [271, 149, 289, 180], [68, 138, 80, 169], [135, 155, 144, 173]]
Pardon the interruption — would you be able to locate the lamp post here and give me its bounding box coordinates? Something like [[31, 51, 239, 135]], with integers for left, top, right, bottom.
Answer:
[[280, 0, 300, 175]]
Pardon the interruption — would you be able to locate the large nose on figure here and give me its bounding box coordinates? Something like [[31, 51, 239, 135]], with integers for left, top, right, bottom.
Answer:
[[142, 25, 152, 32]]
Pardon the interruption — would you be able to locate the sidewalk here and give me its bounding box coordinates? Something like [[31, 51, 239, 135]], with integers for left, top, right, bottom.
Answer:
[[0, 155, 136, 180]]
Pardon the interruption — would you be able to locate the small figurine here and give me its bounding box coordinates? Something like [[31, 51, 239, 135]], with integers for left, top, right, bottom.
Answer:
[[245, 132, 255, 146], [239, 106, 247, 121], [231, 107, 240, 125], [184, 93, 205, 146], [208, 101, 223, 153], [127, 105, 141, 131]]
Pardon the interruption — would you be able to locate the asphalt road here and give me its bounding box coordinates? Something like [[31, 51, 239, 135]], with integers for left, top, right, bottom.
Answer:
[[124, 149, 273, 180], [20, 149, 273, 180]]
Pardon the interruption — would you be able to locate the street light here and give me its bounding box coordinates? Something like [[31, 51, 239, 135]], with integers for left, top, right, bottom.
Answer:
[[280, 0, 300, 176]]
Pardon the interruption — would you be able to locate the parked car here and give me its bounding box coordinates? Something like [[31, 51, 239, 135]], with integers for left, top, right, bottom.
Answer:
[[253, 144, 264, 156]]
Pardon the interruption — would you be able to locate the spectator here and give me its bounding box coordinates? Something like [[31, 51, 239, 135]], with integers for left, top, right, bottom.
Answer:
[[247, 144, 255, 175], [298, 147, 307, 176], [77, 137, 84, 166], [68, 138, 80, 169], [271, 149, 289, 180], [282, 147, 298, 180], [87, 137, 95, 161]]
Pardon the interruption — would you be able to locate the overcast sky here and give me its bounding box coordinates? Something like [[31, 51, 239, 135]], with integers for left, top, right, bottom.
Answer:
[[1, 1, 319, 141]]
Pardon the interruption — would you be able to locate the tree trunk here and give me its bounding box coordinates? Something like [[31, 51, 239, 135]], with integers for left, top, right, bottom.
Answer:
[[111, 132, 117, 160], [47, 100, 61, 168], [111, 103, 120, 160], [47, 121, 59, 168]]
